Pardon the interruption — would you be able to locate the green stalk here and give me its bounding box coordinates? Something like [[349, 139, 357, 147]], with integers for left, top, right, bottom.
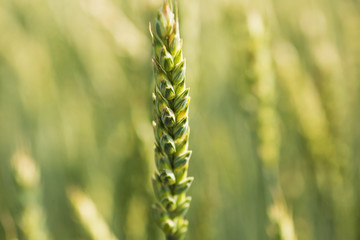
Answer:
[[150, 1, 193, 240]]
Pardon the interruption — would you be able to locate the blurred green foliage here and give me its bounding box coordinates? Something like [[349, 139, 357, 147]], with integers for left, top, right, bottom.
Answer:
[[0, 0, 360, 239]]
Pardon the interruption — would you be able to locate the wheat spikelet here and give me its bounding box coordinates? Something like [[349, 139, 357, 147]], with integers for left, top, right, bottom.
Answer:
[[149, 1, 192, 239]]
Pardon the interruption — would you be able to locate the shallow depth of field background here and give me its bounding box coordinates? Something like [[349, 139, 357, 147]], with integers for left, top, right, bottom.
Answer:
[[0, 0, 360, 239]]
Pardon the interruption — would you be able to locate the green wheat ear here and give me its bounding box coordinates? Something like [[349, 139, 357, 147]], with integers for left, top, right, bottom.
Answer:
[[150, 1, 193, 239]]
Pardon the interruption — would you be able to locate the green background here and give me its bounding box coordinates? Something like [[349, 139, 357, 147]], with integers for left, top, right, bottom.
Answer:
[[0, 0, 360, 239]]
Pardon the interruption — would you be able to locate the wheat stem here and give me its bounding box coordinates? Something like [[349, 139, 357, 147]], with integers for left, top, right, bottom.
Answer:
[[150, 1, 192, 240]]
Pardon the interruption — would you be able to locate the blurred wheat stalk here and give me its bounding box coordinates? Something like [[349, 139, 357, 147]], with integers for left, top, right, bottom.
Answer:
[[11, 147, 51, 240], [150, 0, 193, 239]]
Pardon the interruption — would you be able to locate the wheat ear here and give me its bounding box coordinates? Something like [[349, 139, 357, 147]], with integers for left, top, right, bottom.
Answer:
[[150, 1, 193, 239]]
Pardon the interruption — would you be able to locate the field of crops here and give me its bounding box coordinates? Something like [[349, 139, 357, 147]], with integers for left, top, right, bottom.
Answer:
[[0, 0, 360, 239]]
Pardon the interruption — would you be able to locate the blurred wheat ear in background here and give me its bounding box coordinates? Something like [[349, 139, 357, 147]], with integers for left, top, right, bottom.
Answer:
[[245, 11, 297, 240], [150, 0, 193, 239], [10, 145, 51, 240], [67, 186, 118, 240]]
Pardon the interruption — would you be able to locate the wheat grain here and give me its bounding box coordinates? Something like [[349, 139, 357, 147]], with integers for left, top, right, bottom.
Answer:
[[150, 1, 192, 239]]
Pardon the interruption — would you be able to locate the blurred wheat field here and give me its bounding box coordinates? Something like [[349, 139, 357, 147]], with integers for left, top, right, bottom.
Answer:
[[0, 0, 360, 239]]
